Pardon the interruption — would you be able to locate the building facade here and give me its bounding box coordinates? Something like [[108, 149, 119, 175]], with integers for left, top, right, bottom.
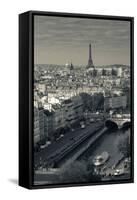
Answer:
[[34, 107, 40, 146], [104, 95, 127, 111]]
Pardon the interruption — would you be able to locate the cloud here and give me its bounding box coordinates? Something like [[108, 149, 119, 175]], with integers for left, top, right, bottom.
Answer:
[[34, 15, 130, 65]]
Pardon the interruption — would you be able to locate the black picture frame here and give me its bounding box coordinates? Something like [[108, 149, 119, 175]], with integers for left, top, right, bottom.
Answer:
[[19, 10, 134, 189]]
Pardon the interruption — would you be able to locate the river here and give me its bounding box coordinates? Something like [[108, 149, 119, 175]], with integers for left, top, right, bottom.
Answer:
[[78, 127, 130, 169]]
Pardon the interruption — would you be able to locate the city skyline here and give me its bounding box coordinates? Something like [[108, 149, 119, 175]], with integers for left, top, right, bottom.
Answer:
[[34, 15, 130, 66]]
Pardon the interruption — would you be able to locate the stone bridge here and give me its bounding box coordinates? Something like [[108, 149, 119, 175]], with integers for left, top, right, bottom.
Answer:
[[105, 117, 131, 129]]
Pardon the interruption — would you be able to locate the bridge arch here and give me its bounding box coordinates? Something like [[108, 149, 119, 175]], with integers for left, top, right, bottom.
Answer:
[[105, 119, 131, 129], [122, 121, 131, 129], [105, 119, 118, 129]]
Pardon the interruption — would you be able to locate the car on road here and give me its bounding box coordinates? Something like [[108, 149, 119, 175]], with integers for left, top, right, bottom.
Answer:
[[93, 151, 110, 166], [40, 141, 51, 149], [81, 124, 85, 129]]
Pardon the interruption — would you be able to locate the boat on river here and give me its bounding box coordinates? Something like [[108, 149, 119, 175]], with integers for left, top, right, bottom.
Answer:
[[93, 151, 110, 166]]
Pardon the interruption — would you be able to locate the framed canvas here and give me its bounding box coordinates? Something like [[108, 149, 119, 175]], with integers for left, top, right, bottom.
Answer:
[[19, 11, 134, 189]]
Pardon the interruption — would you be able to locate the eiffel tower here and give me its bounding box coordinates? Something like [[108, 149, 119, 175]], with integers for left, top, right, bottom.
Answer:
[[87, 43, 94, 69]]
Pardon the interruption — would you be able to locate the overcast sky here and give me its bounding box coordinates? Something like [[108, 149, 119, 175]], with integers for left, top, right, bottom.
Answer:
[[34, 15, 130, 66]]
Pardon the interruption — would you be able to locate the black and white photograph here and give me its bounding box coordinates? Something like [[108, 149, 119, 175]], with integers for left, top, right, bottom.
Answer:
[[33, 14, 133, 186], [1, 0, 137, 197]]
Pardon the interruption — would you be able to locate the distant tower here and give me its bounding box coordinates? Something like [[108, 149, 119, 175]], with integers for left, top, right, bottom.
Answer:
[[70, 61, 74, 70], [87, 43, 94, 69]]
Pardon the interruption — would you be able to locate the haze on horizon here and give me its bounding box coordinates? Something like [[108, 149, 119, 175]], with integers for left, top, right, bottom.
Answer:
[[34, 15, 130, 66]]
